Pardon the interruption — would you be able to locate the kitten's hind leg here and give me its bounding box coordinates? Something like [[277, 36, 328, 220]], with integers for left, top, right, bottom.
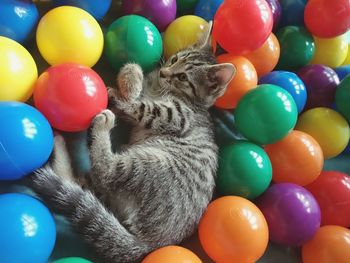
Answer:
[[29, 167, 151, 263], [51, 135, 75, 182]]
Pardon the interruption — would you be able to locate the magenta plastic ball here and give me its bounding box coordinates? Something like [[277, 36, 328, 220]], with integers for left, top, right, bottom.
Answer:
[[256, 183, 321, 246], [297, 64, 340, 110], [121, 0, 176, 31], [265, 0, 281, 29]]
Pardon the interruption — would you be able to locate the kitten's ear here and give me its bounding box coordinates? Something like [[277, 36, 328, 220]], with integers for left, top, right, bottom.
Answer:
[[197, 21, 213, 49], [208, 63, 236, 87]]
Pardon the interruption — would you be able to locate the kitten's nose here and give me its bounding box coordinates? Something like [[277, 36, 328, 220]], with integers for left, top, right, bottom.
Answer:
[[160, 68, 171, 78]]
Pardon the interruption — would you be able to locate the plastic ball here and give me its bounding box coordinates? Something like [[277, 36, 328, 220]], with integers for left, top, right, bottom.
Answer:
[[0, 36, 38, 102], [304, 0, 350, 38], [265, 130, 323, 186], [296, 108, 350, 159], [52, 0, 111, 21], [212, 0, 273, 55], [105, 15, 163, 72], [0, 102, 54, 180], [176, 0, 198, 15], [310, 35, 348, 68], [194, 0, 223, 22], [302, 226, 350, 263], [142, 246, 202, 263], [336, 75, 350, 121], [235, 84, 298, 145], [33, 63, 108, 132], [244, 33, 280, 77], [163, 15, 208, 58], [306, 171, 350, 227], [215, 54, 258, 109], [297, 64, 340, 110], [342, 44, 350, 65], [0, 0, 39, 43], [334, 65, 350, 81], [53, 258, 93, 263], [257, 183, 321, 246], [0, 193, 56, 263], [259, 71, 307, 113], [36, 6, 103, 67], [276, 26, 315, 70], [199, 196, 268, 263], [217, 141, 272, 199], [278, 0, 306, 27], [122, 0, 176, 32], [265, 0, 281, 30]]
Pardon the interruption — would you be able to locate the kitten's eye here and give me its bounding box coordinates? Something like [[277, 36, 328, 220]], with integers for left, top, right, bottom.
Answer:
[[177, 73, 188, 81], [171, 56, 178, 64]]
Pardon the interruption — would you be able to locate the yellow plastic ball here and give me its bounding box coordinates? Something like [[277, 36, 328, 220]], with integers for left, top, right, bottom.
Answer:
[[0, 36, 38, 102], [163, 15, 208, 58], [310, 35, 348, 68], [296, 108, 350, 159], [36, 6, 103, 67], [342, 44, 350, 65]]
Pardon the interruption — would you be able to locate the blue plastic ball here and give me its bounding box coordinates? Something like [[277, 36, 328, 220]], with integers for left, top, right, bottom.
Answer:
[[0, 102, 54, 180], [259, 71, 307, 113], [0, 0, 39, 43], [52, 0, 112, 20], [334, 65, 350, 81], [194, 0, 223, 21], [279, 0, 307, 28], [0, 193, 56, 263]]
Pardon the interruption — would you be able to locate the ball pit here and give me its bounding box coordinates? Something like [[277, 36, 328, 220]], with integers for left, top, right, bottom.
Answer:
[[0, 1, 350, 262], [0, 36, 38, 102], [121, 0, 176, 32], [0, 0, 39, 43], [199, 196, 268, 263], [33, 63, 108, 132], [0, 193, 56, 263], [0, 102, 54, 180], [105, 15, 163, 72], [235, 84, 298, 145], [141, 246, 202, 263], [36, 6, 104, 67], [257, 183, 321, 246]]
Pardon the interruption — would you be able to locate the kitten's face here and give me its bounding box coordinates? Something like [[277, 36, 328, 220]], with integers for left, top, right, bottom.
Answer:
[[158, 48, 235, 107]]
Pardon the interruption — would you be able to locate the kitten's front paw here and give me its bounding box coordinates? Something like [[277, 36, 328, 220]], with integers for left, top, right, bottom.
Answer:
[[91, 109, 116, 132], [117, 63, 143, 101]]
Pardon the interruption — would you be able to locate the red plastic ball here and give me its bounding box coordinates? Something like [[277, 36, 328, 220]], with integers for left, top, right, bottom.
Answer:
[[33, 63, 108, 132], [213, 0, 273, 55], [306, 171, 350, 228], [304, 0, 350, 38]]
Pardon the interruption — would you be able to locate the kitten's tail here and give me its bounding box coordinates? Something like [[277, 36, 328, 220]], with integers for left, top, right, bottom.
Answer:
[[31, 167, 151, 263]]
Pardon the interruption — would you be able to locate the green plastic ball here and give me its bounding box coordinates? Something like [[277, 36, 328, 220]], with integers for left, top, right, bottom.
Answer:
[[52, 258, 93, 263], [276, 26, 315, 71], [104, 15, 163, 72], [235, 84, 298, 145], [176, 0, 199, 15], [217, 141, 272, 199], [336, 75, 350, 121]]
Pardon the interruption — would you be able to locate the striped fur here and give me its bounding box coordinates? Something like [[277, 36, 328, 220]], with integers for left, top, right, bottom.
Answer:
[[29, 23, 235, 263]]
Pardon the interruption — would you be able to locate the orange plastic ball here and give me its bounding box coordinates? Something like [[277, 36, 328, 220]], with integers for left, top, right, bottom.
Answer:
[[215, 54, 258, 109], [244, 33, 280, 77], [265, 130, 324, 186], [198, 196, 268, 263], [141, 246, 202, 263], [302, 226, 350, 263]]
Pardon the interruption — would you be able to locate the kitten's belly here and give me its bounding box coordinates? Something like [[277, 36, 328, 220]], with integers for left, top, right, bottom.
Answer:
[[109, 190, 139, 227]]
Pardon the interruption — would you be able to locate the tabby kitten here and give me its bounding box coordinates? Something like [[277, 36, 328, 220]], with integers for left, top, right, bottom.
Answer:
[[29, 23, 235, 263]]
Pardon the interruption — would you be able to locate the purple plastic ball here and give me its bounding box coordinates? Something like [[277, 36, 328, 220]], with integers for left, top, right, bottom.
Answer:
[[297, 64, 340, 110], [121, 0, 177, 32], [265, 0, 281, 29], [256, 183, 321, 246]]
